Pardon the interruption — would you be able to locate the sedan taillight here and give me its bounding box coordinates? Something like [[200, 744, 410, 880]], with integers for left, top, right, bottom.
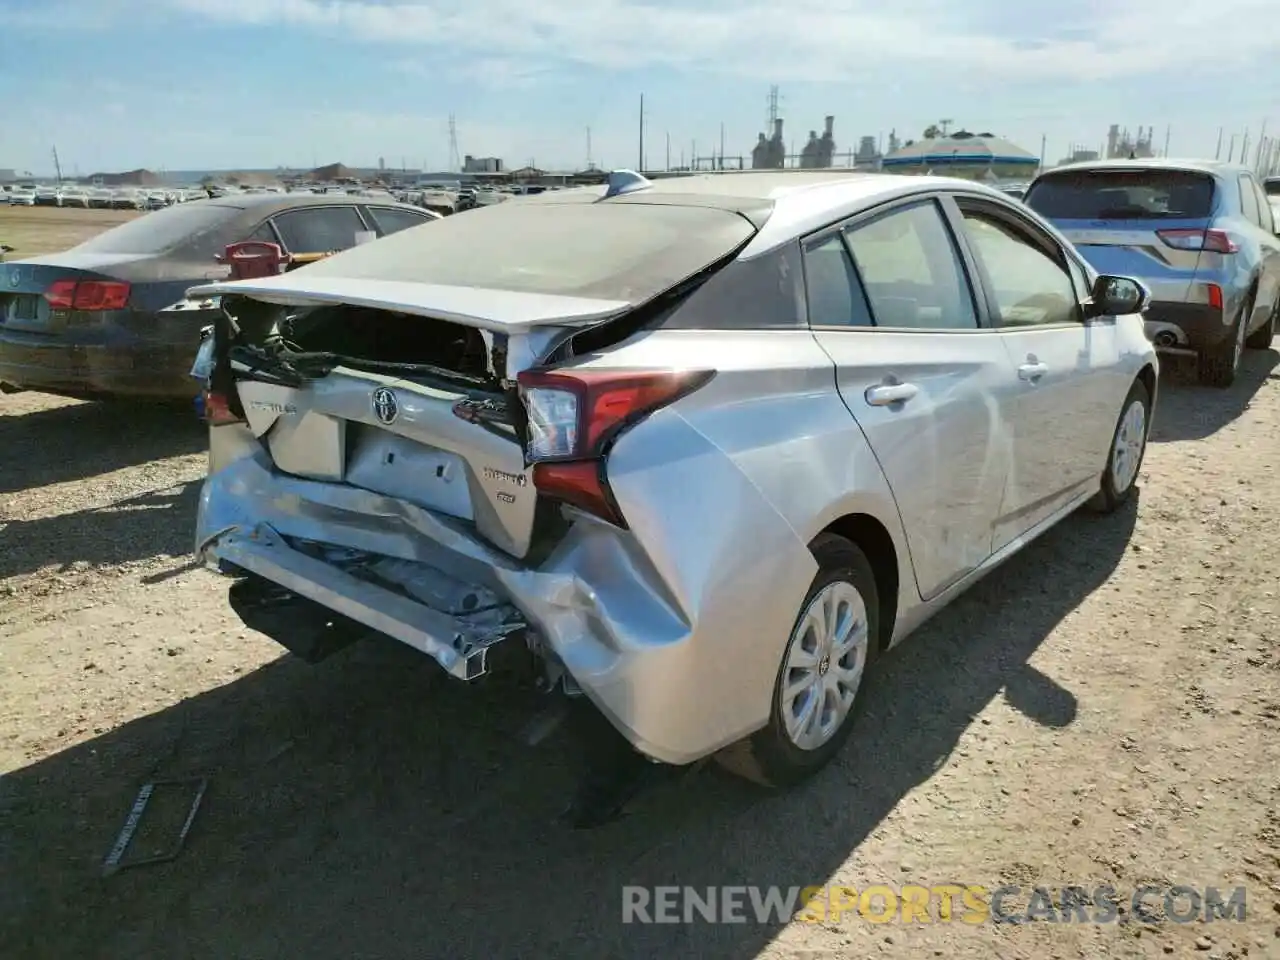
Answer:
[[44, 279, 131, 311]]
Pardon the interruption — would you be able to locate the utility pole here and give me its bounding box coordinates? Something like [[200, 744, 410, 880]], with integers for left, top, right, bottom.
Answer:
[[1227, 135, 1236, 163], [1255, 119, 1268, 171], [638, 94, 645, 173], [447, 115, 461, 172], [1039, 134, 1047, 173], [586, 126, 593, 169], [665, 131, 670, 172], [719, 122, 725, 171], [51, 146, 63, 183], [1215, 127, 1223, 160], [1163, 124, 1171, 158]]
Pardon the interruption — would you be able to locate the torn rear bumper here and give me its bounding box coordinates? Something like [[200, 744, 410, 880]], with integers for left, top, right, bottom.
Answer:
[[201, 522, 525, 680]]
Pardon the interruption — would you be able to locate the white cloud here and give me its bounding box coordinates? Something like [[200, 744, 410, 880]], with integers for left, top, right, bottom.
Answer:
[[155, 0, 1278, 84]]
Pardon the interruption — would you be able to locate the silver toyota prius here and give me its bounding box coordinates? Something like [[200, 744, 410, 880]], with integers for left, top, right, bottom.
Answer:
[[188, 170, 1157, 822]]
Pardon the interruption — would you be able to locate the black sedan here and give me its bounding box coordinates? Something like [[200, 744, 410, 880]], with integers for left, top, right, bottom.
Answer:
[[0, 194, 440, 401]]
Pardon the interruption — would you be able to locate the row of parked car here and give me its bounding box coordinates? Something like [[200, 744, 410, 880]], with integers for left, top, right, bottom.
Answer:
[[2, 159, 1279, 824], [1, 184, 208, 209]]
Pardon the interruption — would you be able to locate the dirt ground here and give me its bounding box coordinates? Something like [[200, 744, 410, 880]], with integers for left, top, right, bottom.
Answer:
[[0, 205, 142, 257], [0, 206, 1279, 958]]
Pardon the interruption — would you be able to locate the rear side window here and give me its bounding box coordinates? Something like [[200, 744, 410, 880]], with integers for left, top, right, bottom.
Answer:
[[1252, 181, 1275, 233], [1238, 176, 1261, 225], [842, 201, 979, 330], [272, 206, 369, 254], [365, 206, 435, 236], [803, 234, 873, 327], [1264, 179, 1280, 197], [1025, 169, 1215, 219]]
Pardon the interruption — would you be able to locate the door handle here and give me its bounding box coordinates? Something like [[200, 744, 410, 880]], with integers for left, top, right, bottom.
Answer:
[[1018, 362, 1048, 381], [864, 382, 918, 406]]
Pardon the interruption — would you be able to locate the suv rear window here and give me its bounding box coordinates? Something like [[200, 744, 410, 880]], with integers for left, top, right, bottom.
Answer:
[[1265, 178, 1280, 197], [1025, 169, 1215, 220]]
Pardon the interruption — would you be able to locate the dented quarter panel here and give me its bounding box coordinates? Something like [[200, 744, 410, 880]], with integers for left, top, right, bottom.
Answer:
[[513, 328, 913, 762]]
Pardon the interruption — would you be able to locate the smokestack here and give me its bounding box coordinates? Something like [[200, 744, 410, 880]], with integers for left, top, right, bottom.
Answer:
[[824, 115, 834, 137], [773, 119, 783, 140]]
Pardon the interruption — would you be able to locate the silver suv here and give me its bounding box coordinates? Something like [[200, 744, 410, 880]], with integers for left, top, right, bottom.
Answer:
[[191, 171, 1157, 823], [1025, 159, 1280, 387]]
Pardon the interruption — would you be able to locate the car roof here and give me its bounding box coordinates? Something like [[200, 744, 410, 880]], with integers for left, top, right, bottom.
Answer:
[[185, 192, 422, 215], [513, 170, 1013, 256], [1035, 157, 1248, 179]]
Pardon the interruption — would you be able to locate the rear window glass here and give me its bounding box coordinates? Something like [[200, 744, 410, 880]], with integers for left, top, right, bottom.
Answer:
[[1264, 179, 1280, 196], [1025, 170, 1215, 220], [288, 200, 756, 301], [72, 201, 240, 255]]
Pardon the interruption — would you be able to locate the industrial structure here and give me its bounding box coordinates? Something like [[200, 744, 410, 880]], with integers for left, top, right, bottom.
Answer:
[[1106, 125, 1156, 159], [881, 130, 1039, 179]]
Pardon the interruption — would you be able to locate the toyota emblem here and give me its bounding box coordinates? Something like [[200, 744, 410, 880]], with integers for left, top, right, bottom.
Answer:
[[371, 387, 399, 425]]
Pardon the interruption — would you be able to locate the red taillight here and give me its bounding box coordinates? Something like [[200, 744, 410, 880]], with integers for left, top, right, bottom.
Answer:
[[516, 368, 714, 526], [43, 279, 131, 311], [204, 390, 245, 426], [1156, 228, 1238, 254], [1207, 283, 1224, 312]]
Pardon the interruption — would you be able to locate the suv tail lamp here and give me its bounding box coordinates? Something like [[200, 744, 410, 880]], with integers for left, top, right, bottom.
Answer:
[[1155, 228, 1238, 254], [203, 389, 246, 426], [516, 367, 714, 526], [44, 279, 131, 311]]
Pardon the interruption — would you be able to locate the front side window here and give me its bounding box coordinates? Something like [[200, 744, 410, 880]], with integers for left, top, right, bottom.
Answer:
[[958, 210, 1079, 327], [842, 201, 978, 330]]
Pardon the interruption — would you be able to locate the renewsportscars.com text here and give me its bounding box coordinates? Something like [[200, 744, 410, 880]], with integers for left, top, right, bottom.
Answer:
[[621, 884, 1248, 925]]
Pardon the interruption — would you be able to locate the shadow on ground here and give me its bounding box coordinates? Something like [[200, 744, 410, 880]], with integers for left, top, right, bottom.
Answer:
[[0, 495, 1138, 960], [0, 399, 203, 495], [0, 481, 200, 582], [1150, 349, 1279, 443]]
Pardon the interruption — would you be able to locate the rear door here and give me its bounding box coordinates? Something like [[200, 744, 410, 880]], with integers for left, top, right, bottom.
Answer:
[[944, 194, 1125, 545], [1024, 167, 1217, 305], [805, 196, 1019, 601]]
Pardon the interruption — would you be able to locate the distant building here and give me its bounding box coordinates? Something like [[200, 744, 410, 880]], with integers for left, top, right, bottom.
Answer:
[[881, 131, 1038, 179], [0, 169, 16, 183], [84, 168, 164, 187], [463, 155, 503, 173], [854, 136, 881, 167], [1106, 125, 1155, 160], [751, 119, 786, 169], [1058, 146, 1101, 166]]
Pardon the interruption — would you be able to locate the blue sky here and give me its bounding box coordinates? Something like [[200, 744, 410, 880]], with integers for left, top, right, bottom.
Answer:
[[4, 0, 1279, 176]]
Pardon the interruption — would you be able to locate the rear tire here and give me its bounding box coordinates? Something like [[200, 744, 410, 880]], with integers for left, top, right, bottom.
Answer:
[[714, 533, 880, 788], [1087, 379, 1150, 514], [1245, 297, 1277, 350], [1197, 295, 1252, 388]]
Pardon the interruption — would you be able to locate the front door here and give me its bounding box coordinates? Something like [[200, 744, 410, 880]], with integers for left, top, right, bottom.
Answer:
[[805, 197, 1019, 601], [944, 196, 1127, 547]]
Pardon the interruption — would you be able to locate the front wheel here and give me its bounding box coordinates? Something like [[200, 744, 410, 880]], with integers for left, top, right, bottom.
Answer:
[[715, 533, 880, 788], [1087, 379, 1150, 514]]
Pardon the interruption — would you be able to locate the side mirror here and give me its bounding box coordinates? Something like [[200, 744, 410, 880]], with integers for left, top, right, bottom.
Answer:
[[1088, 274, 1150, 318]]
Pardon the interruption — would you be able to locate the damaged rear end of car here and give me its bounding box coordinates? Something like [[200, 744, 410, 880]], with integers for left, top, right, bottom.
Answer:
[[190, 191, 773, 807]]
